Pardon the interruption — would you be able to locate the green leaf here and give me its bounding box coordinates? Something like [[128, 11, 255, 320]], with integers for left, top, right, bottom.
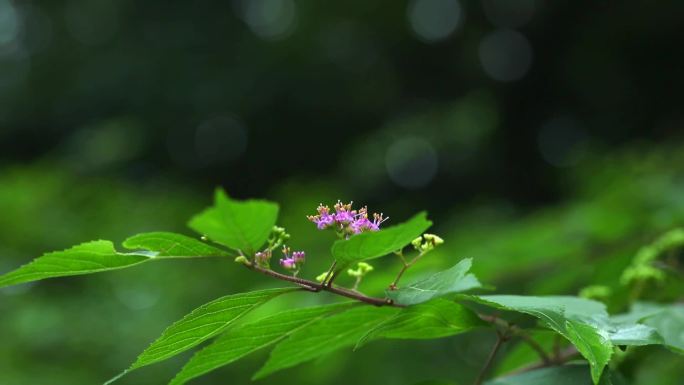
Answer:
[[564, 320, 613, 384], [487, 365, 627, 385], [188, 189, 279, 255], [387, 259, 482, 306], [0, 233, 231, 289], [605, 323, 664, 346], [105, 288, 296, 384], [123, 232, 232, 257], [0, 240, 148, 288], [356, 299, 483, 348], [253, 305, 399, 379], [473, 295, 609, 328], [610, 302, 683, 352], [471, 295, 612, 384], [331, 212, 432, 265], [485, 364, 593, 385], [641, 304, 684, 353], [169, 302, 356, 385]]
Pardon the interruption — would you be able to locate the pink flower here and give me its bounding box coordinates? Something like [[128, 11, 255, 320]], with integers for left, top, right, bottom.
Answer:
[[279, 246, 305, 271], [279, 257, 296, 270], [292, 251, 306, 264], [333, 201, 356, 224], [307, 204, 335, 229], [308, 201, 388, 235]]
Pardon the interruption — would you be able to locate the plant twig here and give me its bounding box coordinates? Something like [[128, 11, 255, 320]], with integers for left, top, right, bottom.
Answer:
[[326, 267, 343, 286], [389, 250, 426, 290], [473, 331, 507, 385], [478, 314, 551, 365], [321, 261, 337, 286], [242, 261, 399, 307], [504, 346, 579, 376], [389, 264, 410, 290]]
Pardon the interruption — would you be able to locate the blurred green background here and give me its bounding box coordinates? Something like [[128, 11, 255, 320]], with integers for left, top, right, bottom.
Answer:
[[1, 0, 683, 384]]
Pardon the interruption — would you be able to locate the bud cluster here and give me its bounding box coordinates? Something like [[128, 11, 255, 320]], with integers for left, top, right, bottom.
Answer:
[[347, 262, 374, 278], [307, 201, 388, 238], [411, 233, 445, 253], [279, 246, 305, 272], [269, 226, 290, 249]]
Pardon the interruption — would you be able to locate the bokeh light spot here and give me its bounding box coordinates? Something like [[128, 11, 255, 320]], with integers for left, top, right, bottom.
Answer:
[[407, 0, 462, 43], [0, 0, 20, 49], [385, 137, 438, 189], [237, 0, 297, 40], [478, 29, 533, 82]]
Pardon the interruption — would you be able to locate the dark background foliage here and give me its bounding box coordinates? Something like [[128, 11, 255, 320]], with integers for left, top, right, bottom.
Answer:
[[1, 1, 683, 384]]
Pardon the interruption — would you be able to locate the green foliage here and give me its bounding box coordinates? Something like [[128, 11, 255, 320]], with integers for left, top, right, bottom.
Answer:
[[606, 323, 664, 346], [471, 295, 612, 384], [614, 302, 684, 353], [253, 306, 400, 379], [0, 240, 149, 288], [387, 259, 482, 305], [484, 364, 625, 385], [2, 187, 683, 385], [485, 365, 590, 385], [123, 232, 232, 257], [493, 331, 557, 375], [331, 212, 432, 265], [188, 189, 279, 255], [642, 305, 684, 353], [0, 233, 230, 288], [169, 303, 357, 385], [621, 228, 684, 288], [356, 299, 483, 348], [107, 288, 296, 383]]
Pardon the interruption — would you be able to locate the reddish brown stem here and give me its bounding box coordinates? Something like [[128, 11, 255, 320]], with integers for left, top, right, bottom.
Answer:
[[243, 262, 399, 307], [473, 331, 507, 385]]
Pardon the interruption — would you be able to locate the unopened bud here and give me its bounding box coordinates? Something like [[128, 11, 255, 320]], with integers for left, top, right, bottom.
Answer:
[[423, 233, 444, 246], [315, 272, 329, 282], [234, 255, 249, 265], [347, 262, 374, 278]]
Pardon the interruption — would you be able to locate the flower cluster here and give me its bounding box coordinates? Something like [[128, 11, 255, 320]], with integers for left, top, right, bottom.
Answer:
[[279, 246, 305, 272], [254, 249, 272, 268], [307, 201, 388, 237]]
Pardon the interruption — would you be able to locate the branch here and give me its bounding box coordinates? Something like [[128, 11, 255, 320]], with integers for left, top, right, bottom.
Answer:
[[504, 346, 579, 376], [242, 261, 400, 307], [321, 261, 337, 286], [389, 250, 425, 290], [473, 331, 507, 385], [478, 314, 551, 365]]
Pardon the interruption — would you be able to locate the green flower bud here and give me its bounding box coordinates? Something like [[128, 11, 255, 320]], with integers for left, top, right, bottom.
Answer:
[[423, 233, 444, 246], [347, 262, 374, 278], [315, 272, 329, 282], [234, 255, 249, 265], [357, 262, 374, 274]]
